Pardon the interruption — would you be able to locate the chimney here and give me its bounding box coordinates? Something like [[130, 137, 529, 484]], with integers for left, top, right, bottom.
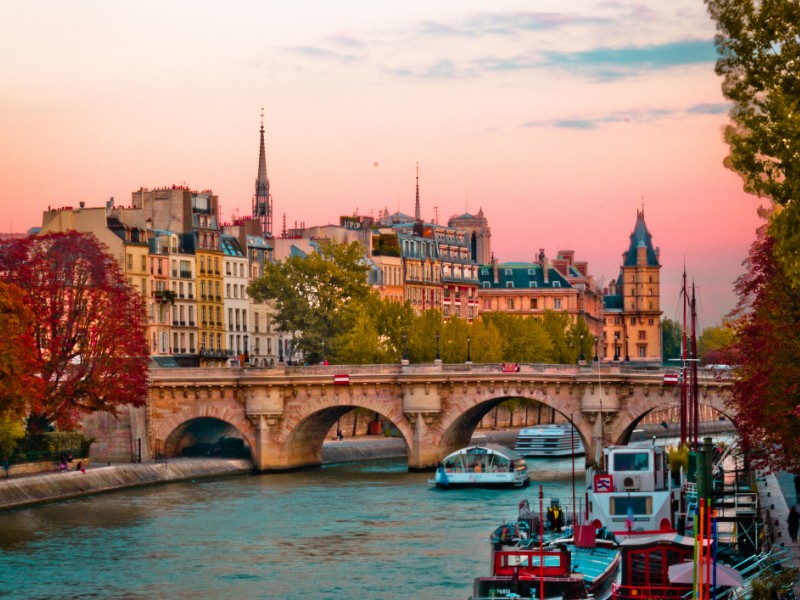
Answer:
[[491, 253, 498, 284]]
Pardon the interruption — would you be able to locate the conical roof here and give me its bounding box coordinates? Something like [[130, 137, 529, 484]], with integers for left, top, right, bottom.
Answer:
[[622, 210, 659, 267]]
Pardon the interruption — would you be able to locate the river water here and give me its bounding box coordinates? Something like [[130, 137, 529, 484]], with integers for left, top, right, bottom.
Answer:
[[0, 458, 574, 600]]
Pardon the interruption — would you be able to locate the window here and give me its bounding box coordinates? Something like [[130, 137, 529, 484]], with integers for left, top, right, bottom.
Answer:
[[614, 317, 620, 325], [648, 318, 654, 325], [638, 346, 647, 358], [505, 269, 512, 275], [482, 282, 490, 288], [528, 269, 536, 275], [638, 330, 646, 340], [553, 298, 562, 309], [506, 282, 514, 288], [483, 299, 492, 309], [506, 299, 515, 310], [529, 299, 538, 310], [552, 281, 561, 288], [529, 281, 538, 288], [126, 254, 133, 270]]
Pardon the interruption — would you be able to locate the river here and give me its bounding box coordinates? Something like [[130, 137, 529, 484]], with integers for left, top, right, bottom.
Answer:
[[0, 457, 574, 600]]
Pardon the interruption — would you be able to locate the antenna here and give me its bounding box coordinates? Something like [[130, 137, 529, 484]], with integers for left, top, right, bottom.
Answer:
[[433, 206, 439, 224]]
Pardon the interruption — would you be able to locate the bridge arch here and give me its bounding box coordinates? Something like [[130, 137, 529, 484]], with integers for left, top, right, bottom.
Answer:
[[255, 394, 413, 472], [154, 403, 256, 459]]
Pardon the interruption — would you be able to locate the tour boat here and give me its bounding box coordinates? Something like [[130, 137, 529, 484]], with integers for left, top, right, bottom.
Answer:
[[429, 444, 529, 489], [514, 424, 586, 458]]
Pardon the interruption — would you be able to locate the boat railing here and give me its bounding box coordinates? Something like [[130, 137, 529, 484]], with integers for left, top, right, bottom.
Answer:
[[611, 583, 690, 599]]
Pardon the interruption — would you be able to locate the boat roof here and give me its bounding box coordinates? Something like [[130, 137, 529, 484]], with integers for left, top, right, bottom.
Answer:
[[619, 533, 695, 549], [443, 444, 523, 461]]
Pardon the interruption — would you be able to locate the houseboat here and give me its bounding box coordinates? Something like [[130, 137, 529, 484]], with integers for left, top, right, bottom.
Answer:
[[514, 424, 586, 458], [430, 444, 529, 489]]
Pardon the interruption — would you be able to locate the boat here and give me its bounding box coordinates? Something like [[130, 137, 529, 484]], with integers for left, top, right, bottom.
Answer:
[[514, 424, 585, 458], [429, 444, 529, 489], [473, 492, 621, 600]]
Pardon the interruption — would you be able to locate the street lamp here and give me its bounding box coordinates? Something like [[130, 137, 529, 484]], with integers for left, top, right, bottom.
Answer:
[[278, 336, 284, 363], [594, 336, 599, 362], [244, 335, 249, 364], [402, 332, 409, 364], [466, 335, 472, 363], [579, 334, 585, 362], [435, 331, 440, 361], [613, 332, 620, 361], [625, 336, 630, 362]]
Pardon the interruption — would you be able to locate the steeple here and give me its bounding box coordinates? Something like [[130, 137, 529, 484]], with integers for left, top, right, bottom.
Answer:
[[252, 109, 273, 236], [414, 162, 421, 222]]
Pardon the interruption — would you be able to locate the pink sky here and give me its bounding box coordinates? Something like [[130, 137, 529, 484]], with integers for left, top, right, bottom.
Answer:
[[0, 1, 765, 327]]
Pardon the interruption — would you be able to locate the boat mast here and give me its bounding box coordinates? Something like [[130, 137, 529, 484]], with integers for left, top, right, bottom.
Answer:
[[681, 268, 688, 447], [690, 283, 699, 448]]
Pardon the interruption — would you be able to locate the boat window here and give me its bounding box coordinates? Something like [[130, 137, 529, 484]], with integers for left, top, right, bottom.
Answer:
[[613, 452, 650, 471], [610, 495, 652, 516]]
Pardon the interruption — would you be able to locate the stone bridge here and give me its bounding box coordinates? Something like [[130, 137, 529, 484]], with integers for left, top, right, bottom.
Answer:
[[147, 362, 732, 472]]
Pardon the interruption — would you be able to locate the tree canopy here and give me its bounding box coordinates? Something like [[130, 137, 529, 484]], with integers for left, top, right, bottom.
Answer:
[[0, 232, 149, 435], [0, 282, 42, 421], [705, 0, 800, 277], [724, 226, 800, 472], [248, 240, 374, 364]]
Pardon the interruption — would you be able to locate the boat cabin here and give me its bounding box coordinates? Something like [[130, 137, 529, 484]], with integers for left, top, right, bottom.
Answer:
[[432, 444, 529, 489]]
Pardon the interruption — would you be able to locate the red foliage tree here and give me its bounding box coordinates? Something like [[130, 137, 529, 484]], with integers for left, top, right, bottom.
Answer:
[[0, 281, 43, 419], [724, 223, 800, 472], [0, 231, 149, 434]]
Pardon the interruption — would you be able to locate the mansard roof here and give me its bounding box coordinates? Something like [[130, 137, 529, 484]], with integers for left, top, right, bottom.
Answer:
[[477, 262, 572, 289]]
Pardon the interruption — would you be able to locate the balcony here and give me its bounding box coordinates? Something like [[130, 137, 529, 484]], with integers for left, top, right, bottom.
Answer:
[[188, 294, 194, 299], [172, 321, 179, 327], [180, 270, 192, 278], [153, 290, 177, 304]]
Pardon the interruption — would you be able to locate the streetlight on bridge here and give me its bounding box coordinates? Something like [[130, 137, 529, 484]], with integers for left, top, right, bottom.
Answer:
[[435, 331, 440, 362], [466, 335, 472, 364]]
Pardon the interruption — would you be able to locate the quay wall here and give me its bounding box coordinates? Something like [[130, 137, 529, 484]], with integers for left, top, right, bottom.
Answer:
[[0, 459, 252, 512]]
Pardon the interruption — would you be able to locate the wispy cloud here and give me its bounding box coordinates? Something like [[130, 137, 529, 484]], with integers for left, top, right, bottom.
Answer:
[[544, 39, 716, 81], [417, 11, 608, 38], [523, 102, 730, 130], [287, 45, 364, 64]]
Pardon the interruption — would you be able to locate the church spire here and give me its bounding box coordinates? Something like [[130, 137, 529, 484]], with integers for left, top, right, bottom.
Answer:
[[252, 108, 273, 236], [414, 162, 421, 221]]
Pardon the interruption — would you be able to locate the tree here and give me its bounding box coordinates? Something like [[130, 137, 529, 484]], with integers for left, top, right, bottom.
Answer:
[[542, 311, 573, 363], [481, 313, 550, 362], [0, 282, 42, 420], [724, 225, 800, 472], [0, 232, 149, 435], [705, 0, 800, 277], [661, 318, 682, 365], [248, 240, 373, 363], [698, 323, 734, 365]]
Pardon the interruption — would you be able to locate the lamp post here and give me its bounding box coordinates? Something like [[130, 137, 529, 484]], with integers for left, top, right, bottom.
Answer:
[[244, 334, 249, 365], [435, 331, 440, 361], [594, 336, 599, 362], [322, 340, 326, 365], [625, 336, 630, 362], [579, 334, 585, 363], [613, 332, 620, 361], [278, 336, 284, 363], [466, 335, 472, 363], [402, 333, 409, 365]]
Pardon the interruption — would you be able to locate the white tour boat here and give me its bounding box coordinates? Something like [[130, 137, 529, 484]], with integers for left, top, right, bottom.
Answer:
[[514, 424, 586, 458], [430, 444, 529, 489]]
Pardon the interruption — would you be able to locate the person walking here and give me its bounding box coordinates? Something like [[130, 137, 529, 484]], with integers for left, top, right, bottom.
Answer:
[[788, 505, 800, 543], [794, 474, 800, 505]]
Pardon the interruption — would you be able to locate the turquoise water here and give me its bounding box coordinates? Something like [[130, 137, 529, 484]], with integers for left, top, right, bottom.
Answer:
[[0, 459, 573, 599]]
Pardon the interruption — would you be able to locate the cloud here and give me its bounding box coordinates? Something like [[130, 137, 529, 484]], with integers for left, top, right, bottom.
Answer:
[[523, 103, 728, 130], [418, 11, 608, 38], [287, 45, 363, 64], [544, 39, 716, 80]]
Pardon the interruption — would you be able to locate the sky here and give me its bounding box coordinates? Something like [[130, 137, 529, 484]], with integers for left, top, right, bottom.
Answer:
[[0, 1, 766, 328]]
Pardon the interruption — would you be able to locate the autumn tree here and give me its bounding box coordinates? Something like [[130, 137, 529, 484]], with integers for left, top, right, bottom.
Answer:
[[705, 0, 800, 278], [724, 225, 800, 472], [0, 232, 149, 435], [248, 240, 373, 363], [0, 281, 42, 420], [698, 323, 734, 365]]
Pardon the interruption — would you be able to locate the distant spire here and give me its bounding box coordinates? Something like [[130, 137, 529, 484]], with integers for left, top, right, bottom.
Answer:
[[415, 162, 421, 221], [252, 108, 273, 236]]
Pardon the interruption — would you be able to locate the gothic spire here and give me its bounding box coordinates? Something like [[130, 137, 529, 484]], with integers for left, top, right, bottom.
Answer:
[[252, 108, 273, 236]]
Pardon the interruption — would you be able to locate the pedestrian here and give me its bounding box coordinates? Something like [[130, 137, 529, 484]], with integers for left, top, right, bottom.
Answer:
[[336, 429, 343, 441], [2, 456, 9, 478], [788, 506, 800, 543], [794, 474, 800, 505]]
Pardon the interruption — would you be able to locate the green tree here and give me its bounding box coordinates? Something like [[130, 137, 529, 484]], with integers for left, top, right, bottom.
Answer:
[[440, 317, 470, 363], [248, 240, 373, 363], [0, 415, 25, 459], [481, 313, 551, 362], [406, 310, 444, 363], [698, 323, 734, 365], [661, 318, 682, 365], [542, 311, 573, 363], [705, 0, 800, 278], [467, 318, 505, 363]]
